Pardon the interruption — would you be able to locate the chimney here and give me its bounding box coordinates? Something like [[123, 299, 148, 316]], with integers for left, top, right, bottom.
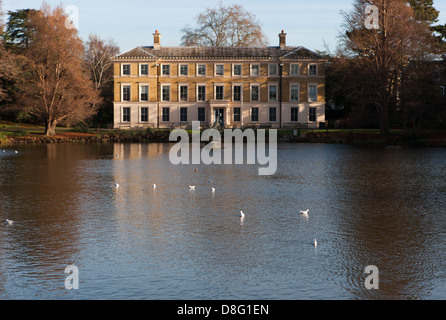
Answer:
[[153, 30, 161, 49], [279, 30, 287, 49]]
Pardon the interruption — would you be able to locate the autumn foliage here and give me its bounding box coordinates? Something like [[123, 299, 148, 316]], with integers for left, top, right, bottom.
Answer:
[[1, 3, 101, 136]]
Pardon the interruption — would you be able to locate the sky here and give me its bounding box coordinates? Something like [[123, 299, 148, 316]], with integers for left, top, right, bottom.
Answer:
[[2, 0, 446, 54]]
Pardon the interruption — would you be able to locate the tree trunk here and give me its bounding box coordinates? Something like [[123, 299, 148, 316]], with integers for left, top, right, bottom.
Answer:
[[45, 120, 57, 136]]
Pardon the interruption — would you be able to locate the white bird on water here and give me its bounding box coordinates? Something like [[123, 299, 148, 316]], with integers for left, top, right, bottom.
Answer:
[[300, 209, 309, 217], [153, 184, 157, 189], [240, 211, 245, 218], [115, 183, 120, 189], [212, 187, 215, 193], [5, 219, 13, 225], [313, 239, 318, 247], [189, 185, 196, 190]]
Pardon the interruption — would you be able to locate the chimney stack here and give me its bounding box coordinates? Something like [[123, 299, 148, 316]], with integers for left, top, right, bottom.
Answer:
[[279, 30, 287, 49], [153, 30, 161, 49]]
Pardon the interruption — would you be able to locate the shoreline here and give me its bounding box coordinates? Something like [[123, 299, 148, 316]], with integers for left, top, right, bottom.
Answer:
[[2, 129, 446, 148]]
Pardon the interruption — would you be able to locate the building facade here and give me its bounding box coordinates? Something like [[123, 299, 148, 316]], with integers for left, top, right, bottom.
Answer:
[[113, 30, 326, 129]]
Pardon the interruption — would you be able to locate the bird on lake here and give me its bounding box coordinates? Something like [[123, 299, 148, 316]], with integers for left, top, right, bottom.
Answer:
[[300, 209, 309, 217], [153, 184, 157, 189], [14, 150, 18, 154], [115, 183, 120, 189], [189, 185, 196, 190], [313, 239, 318, 247], [5, 219, 13, 225], [212, 187, 216, 193], [240, 211, 245, 225]]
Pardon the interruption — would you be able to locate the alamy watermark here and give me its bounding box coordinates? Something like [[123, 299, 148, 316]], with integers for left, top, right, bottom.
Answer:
[[169, 121, 277, 176], [64, 265, 79, 290], [64, 5, 79, 30], [364, 5, 379, 30], [364, 265, 379, 290]]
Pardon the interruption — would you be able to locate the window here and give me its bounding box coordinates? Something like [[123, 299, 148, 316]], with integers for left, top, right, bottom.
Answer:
[[233, 64, 242, 76], [309, 107, 317, 122], [290, 85, 299, 102], [291, 107, 299, 122], [162, 64, 170, 76], [251, 107, 259, 122], [140, 107, 148, 122], [162, 85, 170, 101], [233, 107, 241, 122], [140, 64, 148, 76], [122, 107, 130, 122], [233, 85, 242, 102], [308, 64, 317, 76], [122, 64, 130, 76], [440, 86, 445, 96], [290, 64, 300, 76], [251, 85, 259, 102], [198, 107, 206, 122], [197, 64, 206, 76], [180, 107, 188, 122], [140, 85, 149, 101], [269, 64, 278, 76], [179, 64, 188, 76], [162, 107, 170, 122], [251, 64, 260, 76], [122, 85, 131, 102], [269, 107, 277, 122], [215, 64, 224, 76], [308, 84, 317, 102], [179, 85, 188, 102], [269, 85, 277, 102], [197, 85, 206, 101], [215, 85, 224, 100]]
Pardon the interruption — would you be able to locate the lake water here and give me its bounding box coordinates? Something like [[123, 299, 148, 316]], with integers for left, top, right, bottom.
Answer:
[[0, 142, 445, 300]]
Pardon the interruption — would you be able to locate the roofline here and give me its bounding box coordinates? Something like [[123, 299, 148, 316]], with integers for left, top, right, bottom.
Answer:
[[112, 45, 325, 61]]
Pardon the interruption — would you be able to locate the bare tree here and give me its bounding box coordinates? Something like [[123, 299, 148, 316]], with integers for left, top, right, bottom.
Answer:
[[181, 2, 267, 47], [85, 34, 119, 91], [13, 3, 101, 136]]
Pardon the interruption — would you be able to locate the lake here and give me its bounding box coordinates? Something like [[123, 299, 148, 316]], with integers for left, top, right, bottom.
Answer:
[[0, 143, 445, 300]]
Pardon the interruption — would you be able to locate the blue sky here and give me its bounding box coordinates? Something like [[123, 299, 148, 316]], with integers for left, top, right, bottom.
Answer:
[[3, 0, 446, 53]]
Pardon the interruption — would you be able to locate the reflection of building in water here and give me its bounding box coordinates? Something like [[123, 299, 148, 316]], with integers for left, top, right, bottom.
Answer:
[[112, 30, 326, 130]]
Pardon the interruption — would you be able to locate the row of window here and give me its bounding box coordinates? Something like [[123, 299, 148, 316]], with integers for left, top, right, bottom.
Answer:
[[121, 83, 318, 103], [121, 107, 317, 123], [121, 63, 319, 77]]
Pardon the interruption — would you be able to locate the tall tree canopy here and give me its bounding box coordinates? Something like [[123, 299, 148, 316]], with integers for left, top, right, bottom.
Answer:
[[181, 2, 267, 47], [0, 1, 18, 103], [409, 0, 439, 25], [336, 0, 439, 136], [13, 3, 101, 136]]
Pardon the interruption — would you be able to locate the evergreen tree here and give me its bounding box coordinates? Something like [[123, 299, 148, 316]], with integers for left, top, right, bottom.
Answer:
[[3, 9, 37, 52]]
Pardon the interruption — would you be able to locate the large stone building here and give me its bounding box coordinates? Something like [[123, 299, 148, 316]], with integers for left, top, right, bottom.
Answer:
[[113, 30, 326, 129]]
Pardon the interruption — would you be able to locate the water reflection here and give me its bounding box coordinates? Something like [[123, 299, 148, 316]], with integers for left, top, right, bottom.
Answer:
[[0, 143, 445, 299]]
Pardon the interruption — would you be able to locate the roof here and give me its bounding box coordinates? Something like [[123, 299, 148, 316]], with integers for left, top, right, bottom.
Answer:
[[113, 46, 324, 61]]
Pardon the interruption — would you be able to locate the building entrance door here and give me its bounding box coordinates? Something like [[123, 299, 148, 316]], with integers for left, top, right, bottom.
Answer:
[[214, 108, 224, 128]]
